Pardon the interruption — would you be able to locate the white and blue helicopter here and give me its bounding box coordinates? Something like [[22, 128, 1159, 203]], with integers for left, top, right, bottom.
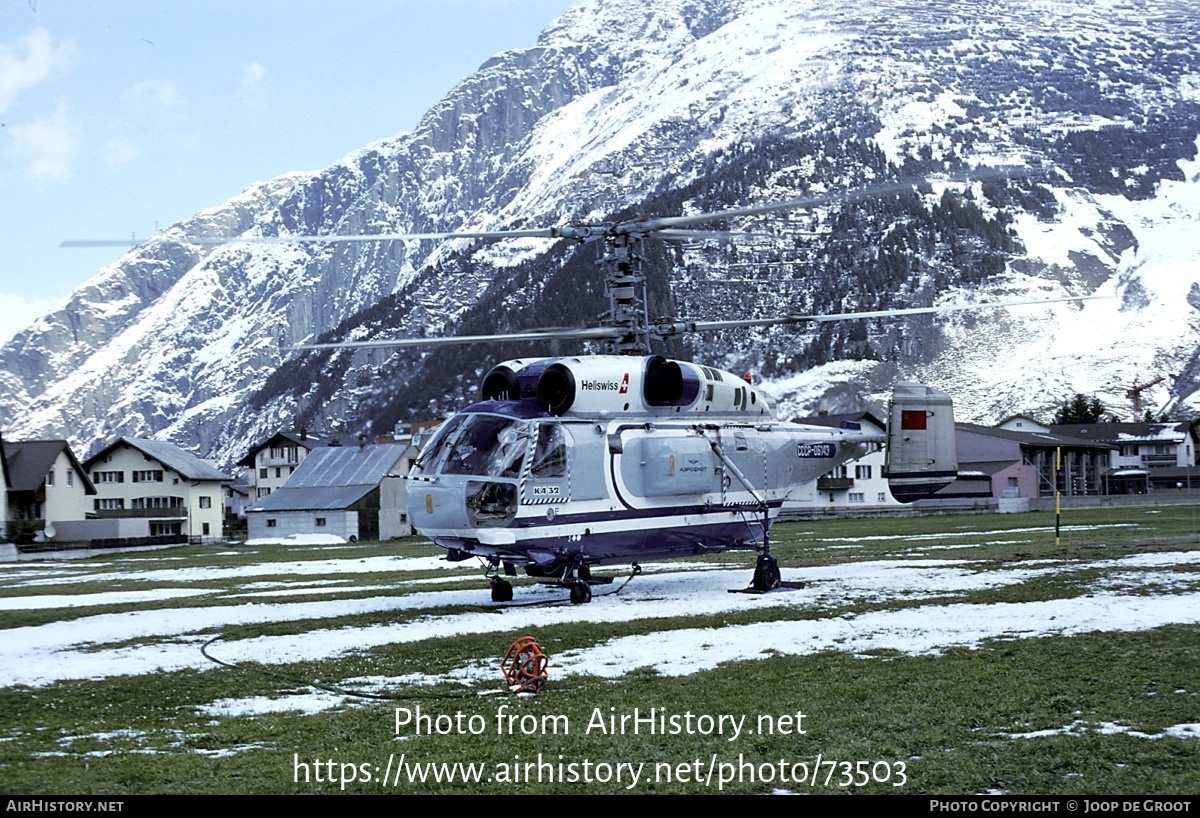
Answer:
[[70, 172, 1090, 603], [275, 173, 1094, 604]]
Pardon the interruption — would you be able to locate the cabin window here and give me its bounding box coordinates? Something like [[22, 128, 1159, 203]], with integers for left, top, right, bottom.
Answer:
[[315, 517, 326, 527], [416, 414, 529, 478], [267, 519, 277, 528], [531, 424, 570, 479]]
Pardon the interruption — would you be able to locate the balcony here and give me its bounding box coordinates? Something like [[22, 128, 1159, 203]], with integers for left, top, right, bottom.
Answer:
[[817, 477, 854, 492], [93, 508, 188, 519]]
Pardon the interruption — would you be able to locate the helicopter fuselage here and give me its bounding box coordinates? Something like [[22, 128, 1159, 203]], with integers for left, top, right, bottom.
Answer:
[[405, 355, 954, 579]]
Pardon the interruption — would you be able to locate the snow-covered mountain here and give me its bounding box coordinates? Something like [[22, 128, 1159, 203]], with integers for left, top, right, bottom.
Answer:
[[2, 0, 1199, 466]]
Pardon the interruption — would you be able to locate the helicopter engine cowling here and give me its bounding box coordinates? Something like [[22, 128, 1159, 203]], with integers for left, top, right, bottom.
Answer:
[[481, 359, 542, 401], [530, 355, 705, 416]]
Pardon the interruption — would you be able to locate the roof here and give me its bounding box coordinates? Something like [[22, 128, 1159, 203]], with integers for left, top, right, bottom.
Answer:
[[793, 411, 887, 432], [247, 443, 414, 513], [957, 423, 1116, 450], [85, 437, 230, 482], [236, 430, 326, 467], [1051, 422, 1192, 444], [3, 440, 96, 495], [997, 413, 1048, 427], [959, 460, 1022, 477]]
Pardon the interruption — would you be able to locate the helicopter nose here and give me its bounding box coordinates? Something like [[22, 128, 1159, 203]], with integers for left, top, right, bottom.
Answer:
[[407, 482, 470, 530]]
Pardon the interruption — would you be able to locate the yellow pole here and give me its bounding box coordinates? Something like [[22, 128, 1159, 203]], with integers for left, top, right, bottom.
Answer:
[[1055, 446, 1061, 545]]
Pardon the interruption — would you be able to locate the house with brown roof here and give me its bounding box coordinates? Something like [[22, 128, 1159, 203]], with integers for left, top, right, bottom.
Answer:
[[237, 430, 325, 503], [83, 437, 230, 543], [1, 436, 96, 544], [1051, 421, 1199, 492]]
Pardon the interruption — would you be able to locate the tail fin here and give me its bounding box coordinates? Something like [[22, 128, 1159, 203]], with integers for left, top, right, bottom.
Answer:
[[885, 382, 958, 502]]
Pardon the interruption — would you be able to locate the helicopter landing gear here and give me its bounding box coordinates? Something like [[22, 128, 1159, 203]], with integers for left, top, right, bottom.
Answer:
[[489, 576, 514, 602], [485, 559, 515, 603], [568, 581, 592, 605], [752, 552, 781, 592]]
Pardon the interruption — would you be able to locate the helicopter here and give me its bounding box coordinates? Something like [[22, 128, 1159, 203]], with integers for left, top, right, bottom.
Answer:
[[66, 170, 1096, 603]]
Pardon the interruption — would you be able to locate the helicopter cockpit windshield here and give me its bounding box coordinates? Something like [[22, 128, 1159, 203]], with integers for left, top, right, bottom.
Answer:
[[414, 414, 532, 478]]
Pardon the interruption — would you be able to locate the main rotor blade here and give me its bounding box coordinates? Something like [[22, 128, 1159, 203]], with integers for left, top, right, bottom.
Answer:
[[62, 227, 567, 249], [630, 166, 1037, 232], [290, 325, 626, 352], [664, 294, 1109, 334]]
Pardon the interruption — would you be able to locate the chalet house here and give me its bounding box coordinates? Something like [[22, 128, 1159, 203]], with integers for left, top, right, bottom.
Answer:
[[1050, 421, 1199, 492], [237, 431, 325, 502], [83, 438, 230, 543], [782, 412, 902, 511], [1, 437, 96, 542], [247, 442, 418, 542]]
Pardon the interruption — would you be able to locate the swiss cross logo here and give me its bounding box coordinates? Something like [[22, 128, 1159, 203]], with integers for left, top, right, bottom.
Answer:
[[619, 373, 629, 394]]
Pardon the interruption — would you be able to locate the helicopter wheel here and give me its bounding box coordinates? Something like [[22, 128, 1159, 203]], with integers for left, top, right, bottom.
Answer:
[[490, 577, 514, 603], [568, 581, 592, 605], [752, 554, 781, 592]]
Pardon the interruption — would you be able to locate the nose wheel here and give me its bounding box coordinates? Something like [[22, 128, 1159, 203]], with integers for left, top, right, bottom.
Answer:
[[489, 576, 514, 602], [568, 581, 592, 605], [752, 553, 781, 591]]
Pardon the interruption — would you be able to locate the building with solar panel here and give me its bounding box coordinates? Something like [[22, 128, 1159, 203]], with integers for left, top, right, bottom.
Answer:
[[246, 441, 418, 542]]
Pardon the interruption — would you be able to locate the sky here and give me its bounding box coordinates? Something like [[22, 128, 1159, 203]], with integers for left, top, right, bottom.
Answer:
[[0, 0, 580, 345]]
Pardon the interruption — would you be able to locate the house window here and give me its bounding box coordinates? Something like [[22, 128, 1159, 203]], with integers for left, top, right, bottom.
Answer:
[[259, 468, 268, 479], [855, 465, 872, 480], [202, 523, 210, 536], [45, 470, 55, 487], [67, 470, 74, 488], [132, 470, 164, 483], [93, 471, 124, 483], [315, 517, 327, 527], [95, 498, 125, 511], [877, 492, 887, 503], [275, 467, 282, 479], [133, 496, 182, 509], [849, 492, 865, 503], [199, 496, 212, 509], [267, 519, 277, 528]]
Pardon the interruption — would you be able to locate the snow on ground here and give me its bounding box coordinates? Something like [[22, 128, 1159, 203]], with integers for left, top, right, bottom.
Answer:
[[0, 553, 474, 589], [2, 549, 1198, 692]]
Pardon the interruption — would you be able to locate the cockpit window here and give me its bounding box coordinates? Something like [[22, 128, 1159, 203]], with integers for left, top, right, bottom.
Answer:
[[530, 423, 570, 478], [415, 414, 531, 478]]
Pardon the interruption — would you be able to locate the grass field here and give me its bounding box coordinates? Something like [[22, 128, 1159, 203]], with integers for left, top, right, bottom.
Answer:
[[1, 504, 1198, 794]]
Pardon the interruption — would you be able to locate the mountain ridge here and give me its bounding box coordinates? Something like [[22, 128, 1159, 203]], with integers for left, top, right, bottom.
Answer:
[[2, 0, 1198, 466]]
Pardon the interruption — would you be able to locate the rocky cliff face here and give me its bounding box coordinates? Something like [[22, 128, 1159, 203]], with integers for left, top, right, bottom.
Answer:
[[2, 0, 1198, 465]]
